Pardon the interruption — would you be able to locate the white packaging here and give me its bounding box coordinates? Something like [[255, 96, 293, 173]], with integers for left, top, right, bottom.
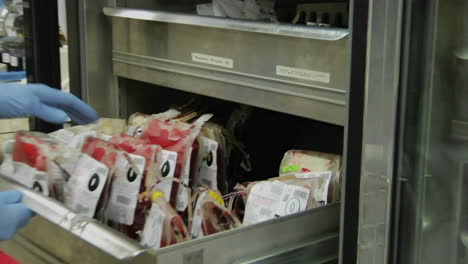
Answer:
[[243, 180, 310, 225], [65, 154, 109, 217], [106, 154, 146, 225]]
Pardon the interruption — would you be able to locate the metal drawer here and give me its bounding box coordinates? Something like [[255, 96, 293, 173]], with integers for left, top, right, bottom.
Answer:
[[0, 176, 339, 264], [104, 8, 349, 126]]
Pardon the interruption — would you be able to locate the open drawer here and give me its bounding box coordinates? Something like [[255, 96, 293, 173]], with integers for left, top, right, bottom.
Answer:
[[0, 176, 340, 264], [103, 8, 349, 126]]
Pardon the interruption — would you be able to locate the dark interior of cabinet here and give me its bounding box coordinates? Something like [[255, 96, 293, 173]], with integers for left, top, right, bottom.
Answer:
[[119, 78, 344, 189]]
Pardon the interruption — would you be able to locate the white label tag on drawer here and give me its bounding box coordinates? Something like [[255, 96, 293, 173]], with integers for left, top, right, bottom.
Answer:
[[276, 65, 330, 83], [192, 53, 234, 69]]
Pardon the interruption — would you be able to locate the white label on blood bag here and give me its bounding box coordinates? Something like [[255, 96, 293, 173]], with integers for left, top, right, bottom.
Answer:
[[10, 56, 18, 67], [244, 180, 310, 225], [2, 53, 10, 63], [276, 65, 330, 83], [192, 53, 234, 69], [159, 150, 177, 178], [196, 136, 218, 190], [243, 181, 285, 225], [65, 154, 108, 217], [295, 171, 332, 179], [11, 162, 49, 196], [141, 203, 166, 250], [274, 184, 310, 217], [107, 154, 146, 225]]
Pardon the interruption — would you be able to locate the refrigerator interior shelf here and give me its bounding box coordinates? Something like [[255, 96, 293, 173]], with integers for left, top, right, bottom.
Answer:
[[0, 175, 340, 263], [104, 7, 349, 126]]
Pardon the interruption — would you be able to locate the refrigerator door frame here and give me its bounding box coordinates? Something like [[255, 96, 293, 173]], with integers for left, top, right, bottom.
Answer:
[[354, 0, 404, 263]]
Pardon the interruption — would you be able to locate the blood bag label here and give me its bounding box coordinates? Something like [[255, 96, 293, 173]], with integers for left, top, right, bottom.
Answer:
[[10, 162, 49, 196], [159, 150, 177, 178], [243, 180, 310, 225], [274, 184, 310, 217], [107, 154, 146, 225], [276, 65, 330, 83], [195, 137, 218, 190], [192, 53, 234, 69], [65, 154, 108, 217]]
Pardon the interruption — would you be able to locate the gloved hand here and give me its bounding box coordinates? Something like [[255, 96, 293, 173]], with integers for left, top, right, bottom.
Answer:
[[0, 83, 99, 124], [0, 190, 34, 241]]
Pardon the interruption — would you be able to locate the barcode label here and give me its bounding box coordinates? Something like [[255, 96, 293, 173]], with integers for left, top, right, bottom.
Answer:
[[116, 195, 131, 205], [243, 181, 284, 225], [293, 189, 309, 200], [274, 184, 310, 217]]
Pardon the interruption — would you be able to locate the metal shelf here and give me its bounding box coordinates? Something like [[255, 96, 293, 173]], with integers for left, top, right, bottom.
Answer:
[[104, 8, 349, 126]]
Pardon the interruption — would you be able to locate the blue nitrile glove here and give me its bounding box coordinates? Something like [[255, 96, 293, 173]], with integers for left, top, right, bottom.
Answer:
[[0, 190, 34, 241], [0, 83, 99, 124]]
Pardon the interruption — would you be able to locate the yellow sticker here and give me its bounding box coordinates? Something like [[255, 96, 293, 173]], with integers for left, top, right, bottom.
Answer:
[[151, 191, 165, 203], [281, 165, 301, 173], [208, 190, 225, 207]]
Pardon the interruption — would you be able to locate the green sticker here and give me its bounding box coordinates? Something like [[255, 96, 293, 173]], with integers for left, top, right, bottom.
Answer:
[[281, 165, 301, 173]]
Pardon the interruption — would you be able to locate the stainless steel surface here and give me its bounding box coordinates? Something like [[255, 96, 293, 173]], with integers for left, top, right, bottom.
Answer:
[[103, 7, 349, 40], [234, 233, 339, 264], [79, 0, 119, 118], [144, 203, 340, 264], [0, 175, 340, 263], [395, 0, 468, 263], [0, 176, 145, 261], [107, 11, 348, 125], [357, 0, 403, 263]]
